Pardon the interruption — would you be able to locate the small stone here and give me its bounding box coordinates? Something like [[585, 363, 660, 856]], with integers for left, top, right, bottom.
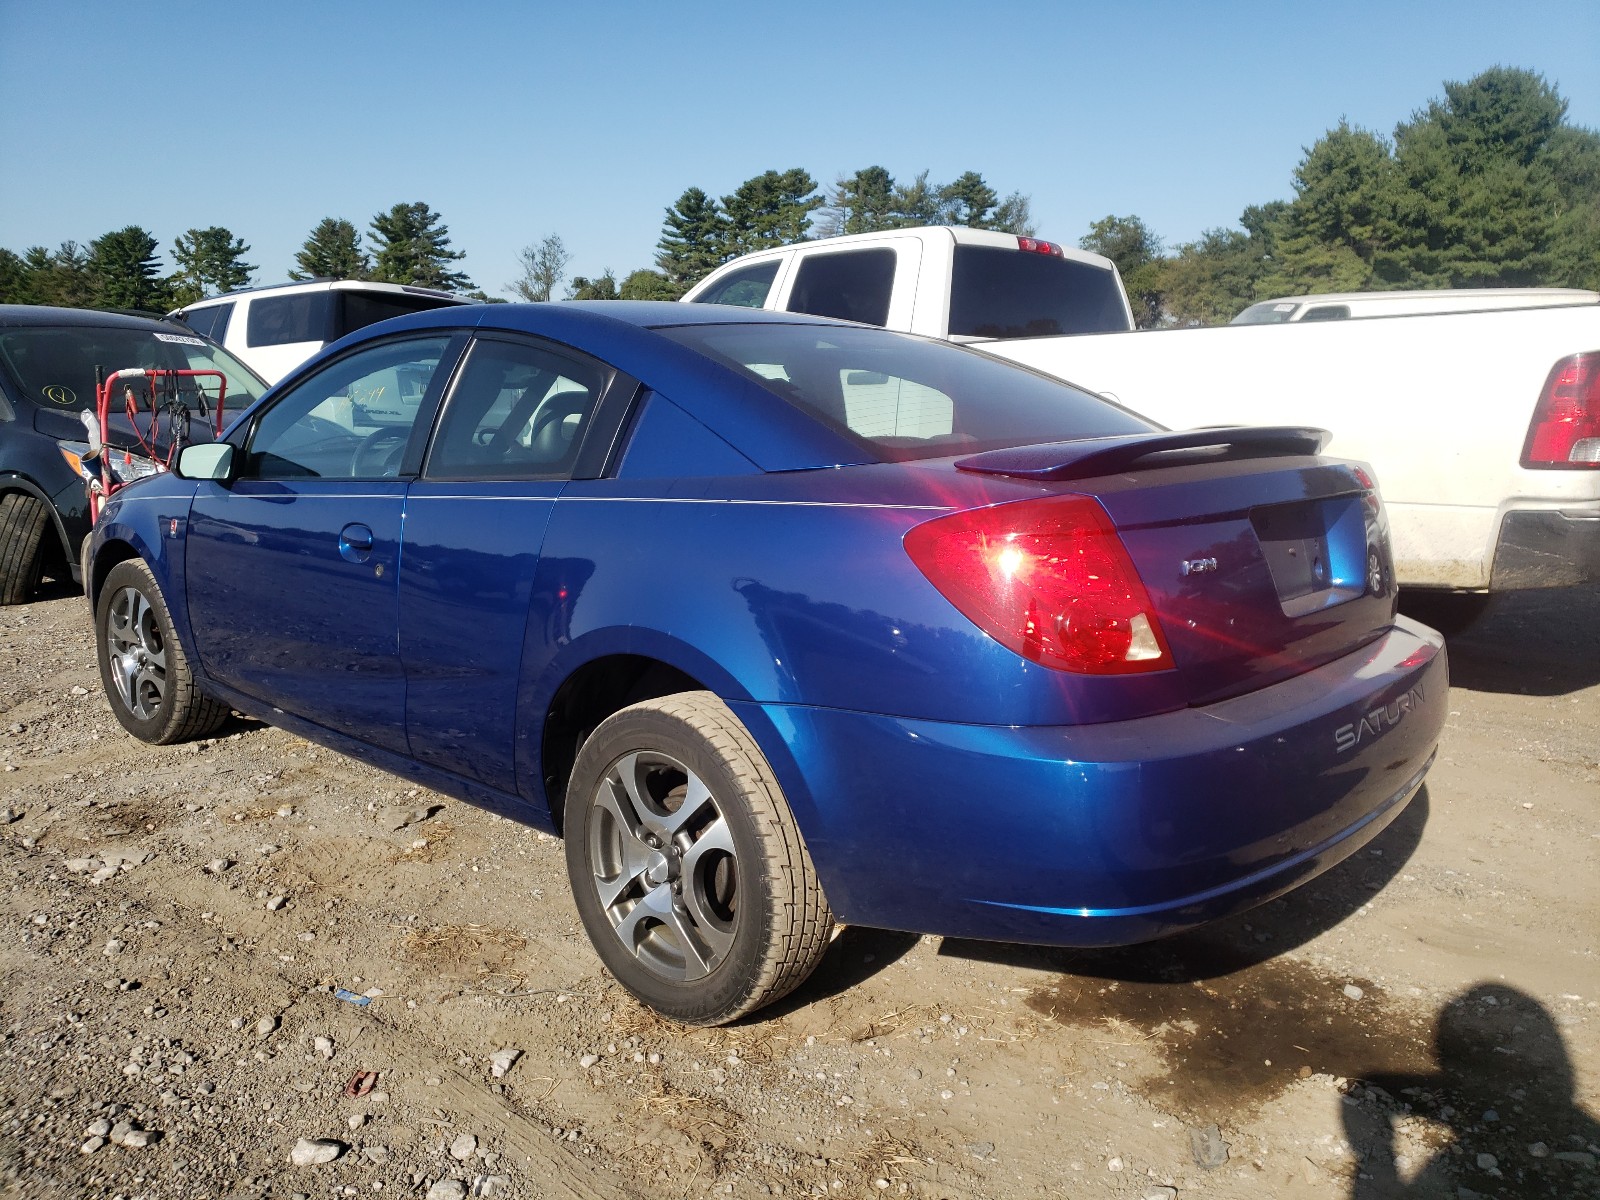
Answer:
[[1529, 1142, 1550, 1158], [205, 858, 234, 875], [451, 1133, 477, 1160], [1476, 1153, 1498, 1170], [489, 1048, 520, 1079], [966, 1141, 994, 1158], [109, 1120, 134, 1144], [1482, 1109, 1499, 1122], [1143, 1189, 1179, 1200], [579, 1054, 600, 1069], [121, 1129, 159, 1148], [0, 806, 18, 823], [1190, 1123, 1230, 1169], [361, 1145, 389, 1164], [80, 1136, 105, 1154], [86, 1119, 111, 1137], [70, 685, 89, 696], [277, 805, 294, 817], [348, 1113, 367, 1130], [1553, 1151, 1597, 1167], [314, 1036, 334, 1059], [102, 939, 124, 957], [1107, 1155, 1124, 1172], [65, 858, 97, 874], [425, 1180, 466, 1200], [1343, 984, 1365, 1001], [289, 1137, 344, 1166], [267, 895, 288, 911], [256, 1016, 279, 1040]]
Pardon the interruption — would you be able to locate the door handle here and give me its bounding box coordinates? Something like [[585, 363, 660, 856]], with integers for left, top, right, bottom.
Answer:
[[339, 523, 375, 562]]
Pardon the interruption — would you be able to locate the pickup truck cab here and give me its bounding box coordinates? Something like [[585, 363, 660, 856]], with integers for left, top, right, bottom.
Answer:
[[686, 226, 1133, 340], [686, 227, 1600, 605]]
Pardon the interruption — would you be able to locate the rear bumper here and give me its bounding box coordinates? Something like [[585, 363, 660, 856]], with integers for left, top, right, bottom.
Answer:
[[1490, 504, 1600, 589], [735, 617, 1447, 947]]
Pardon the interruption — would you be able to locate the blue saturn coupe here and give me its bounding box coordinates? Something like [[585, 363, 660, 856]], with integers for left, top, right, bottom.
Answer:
[[85, 301, 1446, 1024]]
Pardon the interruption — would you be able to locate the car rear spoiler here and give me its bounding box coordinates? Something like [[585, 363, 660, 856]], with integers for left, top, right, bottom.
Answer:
[[954, 426, 1332, 482]]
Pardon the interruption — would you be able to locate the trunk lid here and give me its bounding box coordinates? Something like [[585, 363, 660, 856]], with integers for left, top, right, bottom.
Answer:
[[956, 430, 1396, 703]]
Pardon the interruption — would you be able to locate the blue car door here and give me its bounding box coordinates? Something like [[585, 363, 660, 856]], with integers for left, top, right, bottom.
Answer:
[[185, 335, 457, 753], [399, 333, 625, 798]]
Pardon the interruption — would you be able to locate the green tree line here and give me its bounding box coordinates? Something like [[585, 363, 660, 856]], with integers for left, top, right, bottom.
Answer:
[[1093, 68, 1600, 326], [0, 202, 483, 312]]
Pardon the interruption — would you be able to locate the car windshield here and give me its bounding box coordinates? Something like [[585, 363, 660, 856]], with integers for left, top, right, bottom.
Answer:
[[0, 324, 267, 416], [1231, 302, 1302, 325], [657, 322, 1154, 462]]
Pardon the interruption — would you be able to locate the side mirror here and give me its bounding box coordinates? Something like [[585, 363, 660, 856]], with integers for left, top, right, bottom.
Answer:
[[176, 443, 235, 482]]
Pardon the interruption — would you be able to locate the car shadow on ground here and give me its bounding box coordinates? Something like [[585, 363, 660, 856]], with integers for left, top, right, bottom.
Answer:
[[755, 926, 923, 1022], [1414, 586, 1600, 697]]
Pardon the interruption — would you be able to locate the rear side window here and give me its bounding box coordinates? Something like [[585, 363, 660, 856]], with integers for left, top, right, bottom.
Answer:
[[694, 261, 780, 308], [787, 250, 895, 327], [247, 292, 331, 347], [182, 303, 233, 342], [425, 337, 607, 481], [949, 246, 1128, 338], [338, 291, 459, 337], [1299, 305, 1351, 322], [659, 323, 1151, 462]]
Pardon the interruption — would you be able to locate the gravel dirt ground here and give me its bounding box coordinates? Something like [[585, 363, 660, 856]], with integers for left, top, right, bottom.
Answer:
[[0, 583, 1595, 1200]]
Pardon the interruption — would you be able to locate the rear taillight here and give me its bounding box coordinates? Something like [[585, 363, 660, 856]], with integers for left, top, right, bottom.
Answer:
[[1522, 352, 1600, 468], [904, 496, 1173, 674]]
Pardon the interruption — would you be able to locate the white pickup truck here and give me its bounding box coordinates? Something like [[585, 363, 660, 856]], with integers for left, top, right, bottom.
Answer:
[[684, 226, 1600, 608]]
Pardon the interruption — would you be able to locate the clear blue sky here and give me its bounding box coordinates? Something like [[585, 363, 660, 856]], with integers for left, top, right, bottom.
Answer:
[[3, 1, 1597, 297]]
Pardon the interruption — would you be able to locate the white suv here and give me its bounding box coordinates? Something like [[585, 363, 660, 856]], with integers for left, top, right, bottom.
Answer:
[[170, 280, 469, 384]]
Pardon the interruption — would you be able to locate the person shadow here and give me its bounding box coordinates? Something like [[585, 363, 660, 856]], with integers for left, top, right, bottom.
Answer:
[[1342, 983, 1600, 1199]]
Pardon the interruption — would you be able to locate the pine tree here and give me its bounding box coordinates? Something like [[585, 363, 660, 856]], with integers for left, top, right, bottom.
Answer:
[[938, 171, 999, 227], [291, 218, 370, 281], [88, 226, 171, 312], [368, 202, 473, 292], [169, 227, 255, 306], [656, 187, 729, 287], [721, 169, 821, 256]]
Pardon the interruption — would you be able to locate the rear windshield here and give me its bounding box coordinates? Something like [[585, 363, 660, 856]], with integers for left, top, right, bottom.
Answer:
[[657, 323, 1152, 462], [949, 246, 1129, 338], [0, 324, 267, 414], [338, 291, 461, 337]]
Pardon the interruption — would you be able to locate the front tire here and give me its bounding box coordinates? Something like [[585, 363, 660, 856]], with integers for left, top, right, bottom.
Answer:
[[564, 691, 834, 1024], [0, 493, 49, 605], [96, 559, 229, 744]]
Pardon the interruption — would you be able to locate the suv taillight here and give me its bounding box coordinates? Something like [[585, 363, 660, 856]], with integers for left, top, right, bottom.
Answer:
[[1522, 352, 1600, 468], [904, 496, 1173, 674]]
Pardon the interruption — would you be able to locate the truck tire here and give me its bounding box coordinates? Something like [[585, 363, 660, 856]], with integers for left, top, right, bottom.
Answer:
[[0, 493, 49, 606], [564, 691, 834, 1024]]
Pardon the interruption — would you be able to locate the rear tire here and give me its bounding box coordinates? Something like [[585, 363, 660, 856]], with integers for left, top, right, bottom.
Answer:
[[564, 691, 834, 1025], [95, 559, 229, 744], [0, 493, 49, 606]]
